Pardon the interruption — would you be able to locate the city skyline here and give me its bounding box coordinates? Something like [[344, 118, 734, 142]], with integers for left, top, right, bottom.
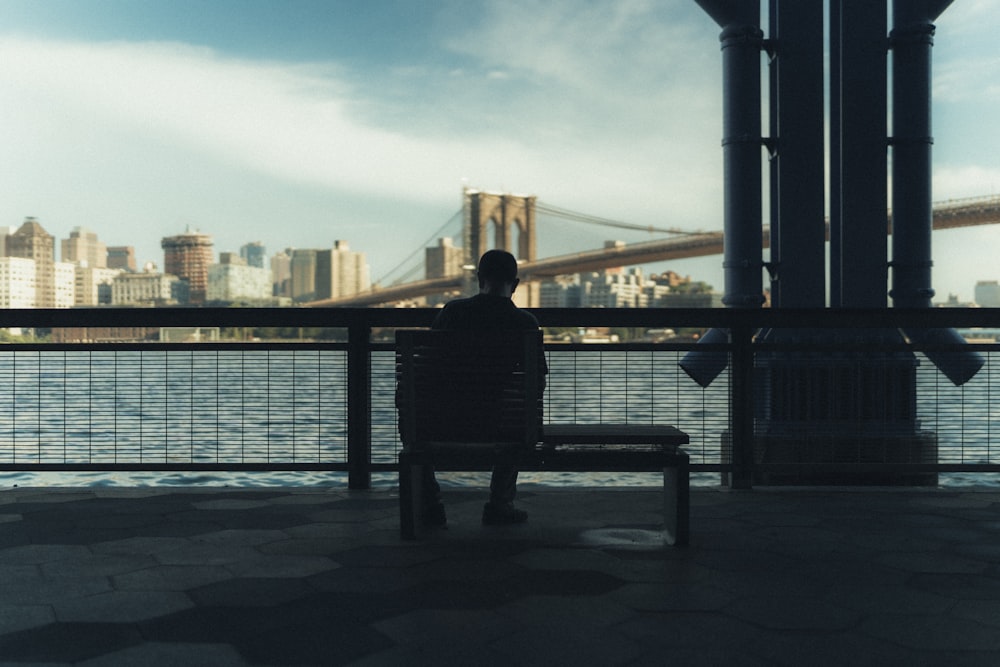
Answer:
[[1, 1, 999, 302]]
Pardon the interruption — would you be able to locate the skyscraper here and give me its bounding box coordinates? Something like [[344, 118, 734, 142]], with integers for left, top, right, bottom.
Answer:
[[61, 227, 107, 268], [289, 249, 318, 302], [161, 229, 214, 305], [107, 246, 137, 272], [240, 241, 267, 269], [7, 218, 55, 307], [315, 240, 370, 301]]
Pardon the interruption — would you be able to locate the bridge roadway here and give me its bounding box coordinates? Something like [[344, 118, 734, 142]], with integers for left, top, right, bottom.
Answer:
[[309, 195, 1000, 307]]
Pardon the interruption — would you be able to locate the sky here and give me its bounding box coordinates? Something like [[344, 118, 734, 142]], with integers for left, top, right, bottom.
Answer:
[[0, 0, 998, 301]]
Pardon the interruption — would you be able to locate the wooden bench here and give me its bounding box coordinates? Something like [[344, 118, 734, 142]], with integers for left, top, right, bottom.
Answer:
[[396, 329, 690, 545]]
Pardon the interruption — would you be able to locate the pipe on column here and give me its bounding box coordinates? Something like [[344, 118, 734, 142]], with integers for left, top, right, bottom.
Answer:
[[889, 0, 951, 309], [890, 0, 982, 386], [682, 0, 763, 387]]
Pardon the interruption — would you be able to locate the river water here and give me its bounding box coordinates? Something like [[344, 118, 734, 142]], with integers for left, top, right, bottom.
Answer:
[[0, 347, 995, 488]]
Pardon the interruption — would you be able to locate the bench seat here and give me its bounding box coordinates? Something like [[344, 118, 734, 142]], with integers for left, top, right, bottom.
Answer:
[[400, 423, 689, 545], [395, 329, 690, 546]]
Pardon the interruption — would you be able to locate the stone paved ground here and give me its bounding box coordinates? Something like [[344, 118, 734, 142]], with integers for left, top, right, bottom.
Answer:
[[0, 485, 999, 665]]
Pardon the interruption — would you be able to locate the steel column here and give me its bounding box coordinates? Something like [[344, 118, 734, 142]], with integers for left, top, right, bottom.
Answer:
[[889, 0, 953, 309], [347, 322, 372, 489], [768, 0, 825, 308], [830, 0, 888, 308]]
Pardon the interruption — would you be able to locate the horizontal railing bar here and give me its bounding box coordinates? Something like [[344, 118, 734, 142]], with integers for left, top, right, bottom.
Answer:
[[6, 307, 1000, 331], [754, 464, 1000, 473], [0, 463, 351, 472], [0, 343, 350, 352]]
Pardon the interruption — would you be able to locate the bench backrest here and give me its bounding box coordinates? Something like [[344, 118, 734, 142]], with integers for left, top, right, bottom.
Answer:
[[396, 329, 542, 448]]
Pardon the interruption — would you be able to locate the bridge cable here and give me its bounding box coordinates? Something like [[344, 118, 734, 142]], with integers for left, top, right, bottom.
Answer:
[[375, 208, 463, 286], [536, 202, 702, 236]]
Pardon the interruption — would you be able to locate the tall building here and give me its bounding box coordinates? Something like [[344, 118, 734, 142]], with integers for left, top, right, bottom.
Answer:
[[0, 226, 18, 255], [289, 249, 318, 302], [271, 250, 291, 297], [315, 241, 370, 301], [112, 270, 185, 306], [425, 237, 463, 279], [75, 266, 122, 306], [161, 230, 214, 305], [6, 218, 55, 307], [425, 237, 464, 306], [540, 275, 583, 308], [975, 281, 1000, 307], [61, 227, 107, 268], [107, 246, 137, 272], [240, 241, 267, 269], [0, 257, 37, 308], [207, 262, 272, 303], [580, 269, 647, 308]]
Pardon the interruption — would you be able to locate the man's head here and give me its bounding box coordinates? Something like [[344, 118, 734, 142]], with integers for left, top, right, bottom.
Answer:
[[477, 249, 519, 295]]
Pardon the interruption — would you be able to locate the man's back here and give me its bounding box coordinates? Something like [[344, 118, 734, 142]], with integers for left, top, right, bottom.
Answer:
[[432, 293, 540, 331]]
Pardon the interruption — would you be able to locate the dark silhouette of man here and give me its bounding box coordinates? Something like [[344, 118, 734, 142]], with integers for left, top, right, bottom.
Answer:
[[422, 249, 547, 526]]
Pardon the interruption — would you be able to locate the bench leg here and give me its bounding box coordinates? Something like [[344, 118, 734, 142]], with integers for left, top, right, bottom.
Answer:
[[663, 452, 690, 547], [399, 453, 425, 540]]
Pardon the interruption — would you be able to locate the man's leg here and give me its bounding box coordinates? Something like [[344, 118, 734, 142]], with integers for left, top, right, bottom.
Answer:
[[489, 465, 517, 505], [422, 465, 446, 526], [484, 465, 527, 524]]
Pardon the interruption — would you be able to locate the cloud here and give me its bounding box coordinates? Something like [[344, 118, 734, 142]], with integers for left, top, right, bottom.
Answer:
[[0, 29, 723, 224], [933, 165, 1000, 200]]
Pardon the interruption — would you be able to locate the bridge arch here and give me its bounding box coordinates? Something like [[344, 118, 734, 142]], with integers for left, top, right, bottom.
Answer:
[[464, 189, 539, 304]]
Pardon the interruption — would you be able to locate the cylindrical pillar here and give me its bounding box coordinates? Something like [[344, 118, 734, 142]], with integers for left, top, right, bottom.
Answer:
[[889, 0, 952, 308], [683, 0, 763, 388], [719, 21, 765, 308]]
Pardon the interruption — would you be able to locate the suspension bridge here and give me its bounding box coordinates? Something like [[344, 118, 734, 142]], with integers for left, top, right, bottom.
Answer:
[[307, 192, 1000, 307]]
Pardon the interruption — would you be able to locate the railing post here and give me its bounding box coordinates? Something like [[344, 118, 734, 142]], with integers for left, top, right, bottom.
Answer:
[[729, 321, 754, 489], [347, 322, 372, 489]]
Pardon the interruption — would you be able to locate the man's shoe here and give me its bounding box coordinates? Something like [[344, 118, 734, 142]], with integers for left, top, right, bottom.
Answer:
[[482, 502, 528, 525], [423, 502, 447, 527]]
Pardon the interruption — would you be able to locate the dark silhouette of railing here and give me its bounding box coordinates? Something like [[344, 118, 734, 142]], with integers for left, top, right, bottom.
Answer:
[[1, 307, 1000, 488]]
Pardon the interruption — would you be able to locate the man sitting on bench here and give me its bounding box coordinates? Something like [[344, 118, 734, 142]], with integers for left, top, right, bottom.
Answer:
[[421, 249, 548, 527]]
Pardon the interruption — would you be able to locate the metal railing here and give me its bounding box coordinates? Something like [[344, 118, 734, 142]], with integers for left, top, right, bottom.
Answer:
[[1, 307, 1000, 488]]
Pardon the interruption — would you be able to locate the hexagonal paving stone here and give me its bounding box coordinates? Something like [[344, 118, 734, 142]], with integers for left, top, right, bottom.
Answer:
[[0, 622, 143, 663], [77, 640, 249, 667], [0, 604, 56, 635], [113, 563, 236, 592], [223, 554, 338, 578], [54, 590, 193, 623]]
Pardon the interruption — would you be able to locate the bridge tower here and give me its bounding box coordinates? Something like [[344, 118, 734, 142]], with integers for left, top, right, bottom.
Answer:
[[463, 189, 539, 306]]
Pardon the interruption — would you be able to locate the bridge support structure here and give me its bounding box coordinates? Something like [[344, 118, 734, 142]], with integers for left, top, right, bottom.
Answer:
[[463, 189, 539, 306], [689, 0, 981, 487]]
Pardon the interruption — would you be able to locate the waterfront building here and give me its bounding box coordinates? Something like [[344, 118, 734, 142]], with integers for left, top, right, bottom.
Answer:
[[0, 226, 18, 255], [107, 246, 137, 272], [161, 229, 214, 305], [289, 249, 318, 302], [0, 257, 37, 308], [75, 266, 122, 306], [580, 269, 647, 308], [655, 290, 722, 308], [974, 280, 1000, 307], [111, 270, 185, 306], [240, 241, 267, 269], [6, 218, 55, 308], [539, 275, 582, 308], [425, 237, 464, 306], [271, 250, 291, 297], [316, 240, 370, 301], [61, 227, 107, 268], [54, 261, 75, 308], [425, 237, 463, 278], [642, 281, 673, 307], [207, 260, 272, 303]]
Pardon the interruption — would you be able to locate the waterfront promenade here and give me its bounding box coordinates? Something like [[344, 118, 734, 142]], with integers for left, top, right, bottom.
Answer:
[[1, 485, 999, 665]]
